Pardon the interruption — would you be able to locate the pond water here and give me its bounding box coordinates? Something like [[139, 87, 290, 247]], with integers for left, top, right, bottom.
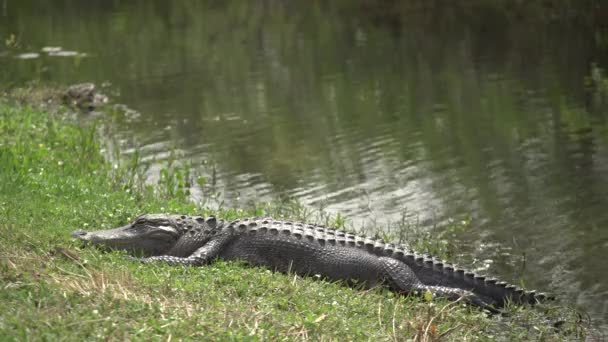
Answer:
[[2, 0, 607, 331]]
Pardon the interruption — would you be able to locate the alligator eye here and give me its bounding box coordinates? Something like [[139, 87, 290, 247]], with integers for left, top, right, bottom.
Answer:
[[130, 223, 147, 231]]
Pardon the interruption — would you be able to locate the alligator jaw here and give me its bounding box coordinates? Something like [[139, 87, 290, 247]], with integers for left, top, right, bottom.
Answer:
[[72, 224, 134, 248], [71, 229, 88, 238], [71, 222, 179, 256]]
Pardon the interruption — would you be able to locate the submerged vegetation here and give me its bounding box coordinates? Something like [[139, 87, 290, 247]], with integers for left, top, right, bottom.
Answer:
[[0, 91, 595, 340]]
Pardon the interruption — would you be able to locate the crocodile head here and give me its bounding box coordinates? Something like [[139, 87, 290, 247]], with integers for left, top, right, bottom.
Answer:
[[72, 214, 210, 256]]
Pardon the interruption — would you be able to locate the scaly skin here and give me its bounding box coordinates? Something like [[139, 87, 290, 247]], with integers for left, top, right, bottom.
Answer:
[[72, 214, 552, 311]]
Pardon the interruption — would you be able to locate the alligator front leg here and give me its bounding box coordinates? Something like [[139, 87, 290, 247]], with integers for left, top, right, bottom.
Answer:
[[133, 234, 233, 266], [379, 257, 498, 312]]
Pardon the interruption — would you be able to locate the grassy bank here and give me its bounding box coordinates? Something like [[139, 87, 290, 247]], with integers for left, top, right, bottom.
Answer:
[[0, 100, 590, 340]]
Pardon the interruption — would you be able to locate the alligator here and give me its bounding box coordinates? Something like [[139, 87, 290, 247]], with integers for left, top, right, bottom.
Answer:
[[72, 214, 552, 311]]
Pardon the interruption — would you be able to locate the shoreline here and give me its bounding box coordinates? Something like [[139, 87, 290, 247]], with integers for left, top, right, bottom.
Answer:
[[0, 88, 597, 340]]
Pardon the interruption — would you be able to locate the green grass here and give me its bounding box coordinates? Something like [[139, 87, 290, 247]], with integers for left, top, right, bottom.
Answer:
[[0, 99, 592, 340]]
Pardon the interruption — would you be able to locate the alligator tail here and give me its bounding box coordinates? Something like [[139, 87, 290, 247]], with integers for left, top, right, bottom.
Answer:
[[383, 245, 553, 307]]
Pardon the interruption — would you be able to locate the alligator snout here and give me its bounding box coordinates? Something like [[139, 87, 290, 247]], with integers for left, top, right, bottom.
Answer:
[[71, 230, 88, 238]]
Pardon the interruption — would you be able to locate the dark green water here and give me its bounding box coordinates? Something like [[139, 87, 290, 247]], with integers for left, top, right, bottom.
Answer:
[[2, 0, 607, 330]]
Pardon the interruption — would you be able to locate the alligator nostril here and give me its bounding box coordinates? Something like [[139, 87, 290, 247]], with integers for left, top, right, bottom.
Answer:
[[71, 230, 88, 238]]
